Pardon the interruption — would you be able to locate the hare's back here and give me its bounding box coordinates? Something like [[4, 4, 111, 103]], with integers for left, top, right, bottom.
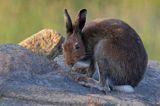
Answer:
[[82, 18, 145, 55], [83, 19, 139, 39]]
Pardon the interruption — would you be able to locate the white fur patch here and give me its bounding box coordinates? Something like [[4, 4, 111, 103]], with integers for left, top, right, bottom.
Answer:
[[72, 61, 90, 70], [114, 85, 135, 93]]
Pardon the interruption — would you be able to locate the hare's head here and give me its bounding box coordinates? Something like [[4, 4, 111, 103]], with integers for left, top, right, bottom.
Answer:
[[63, 9, 87, 65]]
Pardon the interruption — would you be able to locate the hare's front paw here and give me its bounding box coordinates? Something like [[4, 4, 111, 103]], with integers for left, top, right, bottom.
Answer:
[[78, 77, 98, 86]]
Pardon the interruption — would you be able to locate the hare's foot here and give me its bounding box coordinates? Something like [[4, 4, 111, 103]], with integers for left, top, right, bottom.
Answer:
[[78, 77, 111, 93], [78, 77, 105, 91]]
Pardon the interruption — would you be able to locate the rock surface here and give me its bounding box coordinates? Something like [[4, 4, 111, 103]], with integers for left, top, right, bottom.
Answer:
[[0, 44, 160, 106], [19, 29, 64, 59]]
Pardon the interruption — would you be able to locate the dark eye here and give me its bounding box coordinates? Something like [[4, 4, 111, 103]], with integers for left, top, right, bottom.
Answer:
[[75, 43, 80, 49]]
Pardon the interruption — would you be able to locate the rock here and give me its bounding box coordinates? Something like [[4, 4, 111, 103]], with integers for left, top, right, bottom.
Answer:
[[55, 55, 160, 106], [0, 44, 101, 105], [0, 44, 55, 76], [0, 44, 160, 105], [19, 29, 64, 59]]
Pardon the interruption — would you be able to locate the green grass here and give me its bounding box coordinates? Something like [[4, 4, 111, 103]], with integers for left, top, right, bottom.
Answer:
[[0, 0, 160, 60]]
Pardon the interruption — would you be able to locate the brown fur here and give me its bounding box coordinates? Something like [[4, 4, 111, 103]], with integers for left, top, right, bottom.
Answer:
[[63, 32, 85, 65], [82, 19, 148, 86], [63, 9, 148, 89]]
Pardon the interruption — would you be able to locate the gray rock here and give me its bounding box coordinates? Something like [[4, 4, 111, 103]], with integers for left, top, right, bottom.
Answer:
[[0, 44, 160, 106]]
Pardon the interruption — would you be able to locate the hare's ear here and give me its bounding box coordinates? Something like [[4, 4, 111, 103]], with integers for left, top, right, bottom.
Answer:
[[64, 9, 73, 34], [75, 9, 87, 32]]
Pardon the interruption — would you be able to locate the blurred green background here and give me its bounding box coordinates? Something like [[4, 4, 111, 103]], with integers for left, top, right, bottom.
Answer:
[[0, 0, 159, 60]]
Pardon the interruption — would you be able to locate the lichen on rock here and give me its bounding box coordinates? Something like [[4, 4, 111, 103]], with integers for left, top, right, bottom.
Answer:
[[19, 29, 64, 59]]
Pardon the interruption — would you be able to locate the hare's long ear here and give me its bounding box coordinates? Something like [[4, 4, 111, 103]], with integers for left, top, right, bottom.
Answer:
[[75, 9, 87, 32], [64, 9, 73, 34]]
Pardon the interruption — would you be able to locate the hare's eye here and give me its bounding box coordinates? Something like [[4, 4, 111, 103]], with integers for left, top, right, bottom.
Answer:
[[74, 43, 80, 49]]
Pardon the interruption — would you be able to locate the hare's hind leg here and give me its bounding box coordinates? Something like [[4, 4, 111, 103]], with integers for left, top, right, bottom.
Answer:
[[96, 59, 112, 93], [96, 59, 135, 93]]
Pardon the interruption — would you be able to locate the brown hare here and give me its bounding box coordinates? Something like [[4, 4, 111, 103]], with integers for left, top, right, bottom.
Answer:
[[62, 9, 148, 93]]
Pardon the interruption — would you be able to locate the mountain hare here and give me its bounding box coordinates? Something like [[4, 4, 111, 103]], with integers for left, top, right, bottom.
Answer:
[[63, 9, 148, 93]]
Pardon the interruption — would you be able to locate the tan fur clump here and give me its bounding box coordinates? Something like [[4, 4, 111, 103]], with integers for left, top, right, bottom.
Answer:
[[19, 29, 64, 59]]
